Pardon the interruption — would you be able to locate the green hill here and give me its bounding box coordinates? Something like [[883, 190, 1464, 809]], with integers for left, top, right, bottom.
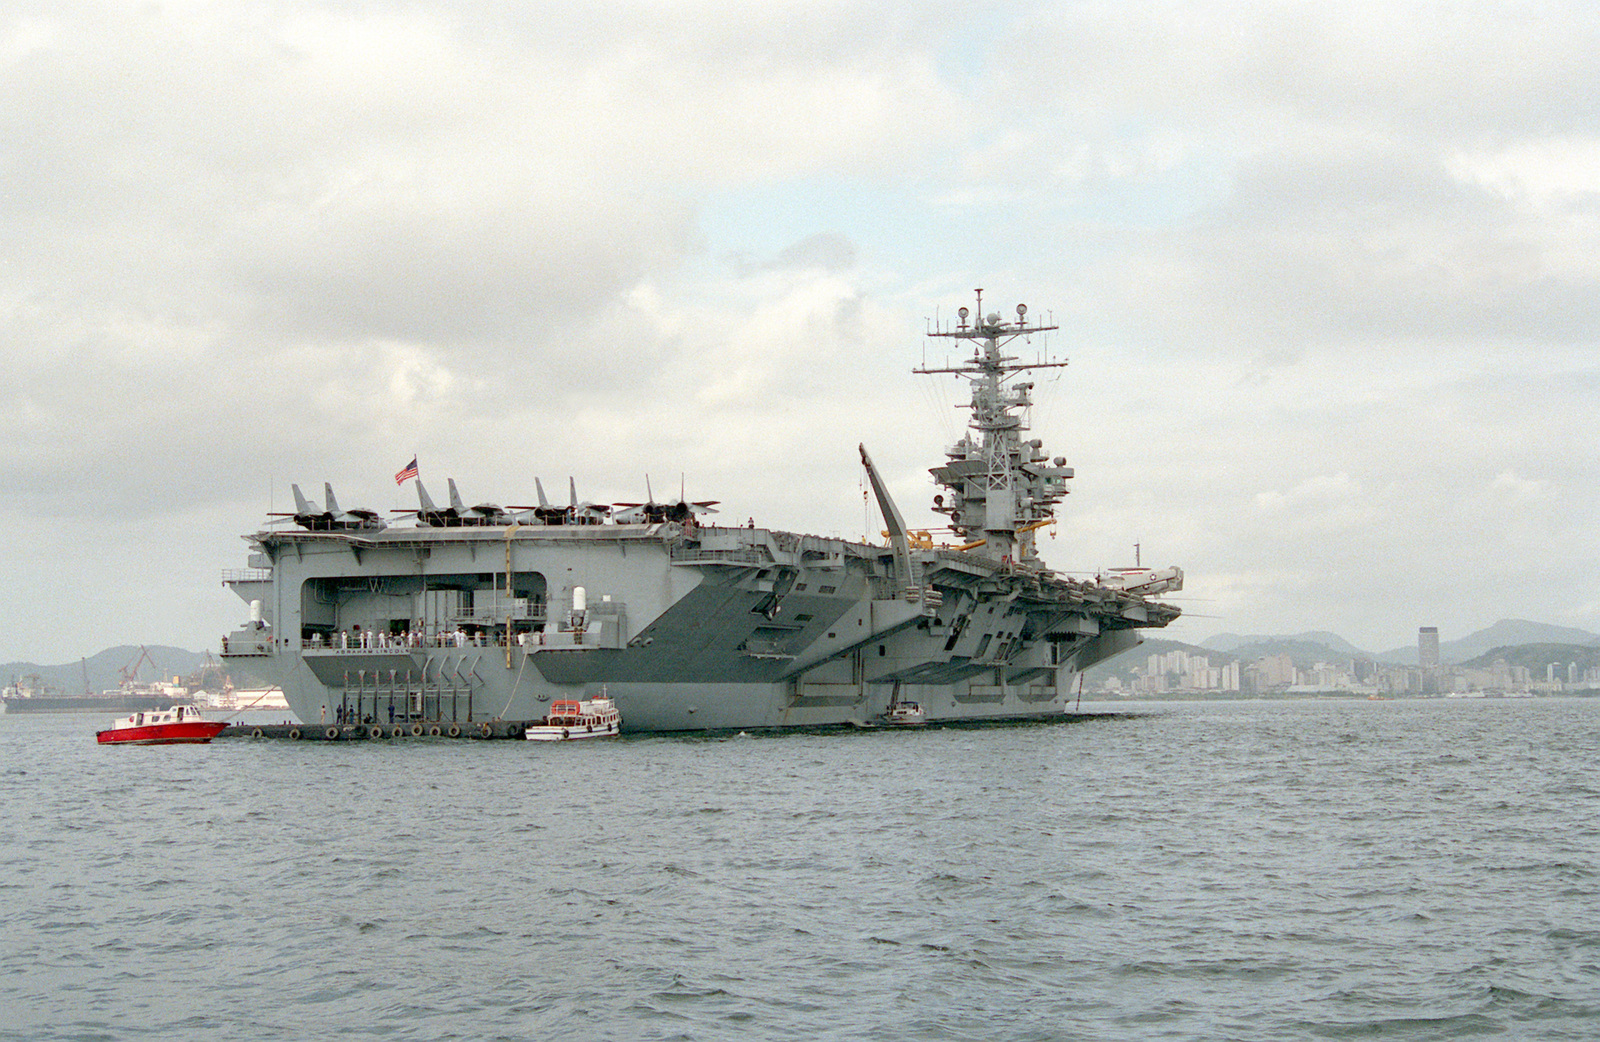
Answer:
[[1460, 643, 1600, 676]]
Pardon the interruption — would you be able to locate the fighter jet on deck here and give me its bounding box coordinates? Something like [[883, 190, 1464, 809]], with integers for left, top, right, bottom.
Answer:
[[401, 479, 516, 526], [273, 483, 388, 531], [518, 478, 610, 525], [613, 476, 719, 525]]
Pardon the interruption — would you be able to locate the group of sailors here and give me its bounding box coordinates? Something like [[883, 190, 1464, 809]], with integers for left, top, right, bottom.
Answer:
[[305, 626, 547, 650]]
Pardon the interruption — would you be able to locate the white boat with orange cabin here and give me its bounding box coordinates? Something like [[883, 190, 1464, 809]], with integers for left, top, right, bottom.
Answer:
[[524, 694, 620, 741]]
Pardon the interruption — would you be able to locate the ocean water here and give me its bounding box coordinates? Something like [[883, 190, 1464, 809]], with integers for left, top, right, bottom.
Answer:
[[3, 698, 1599, 1041]]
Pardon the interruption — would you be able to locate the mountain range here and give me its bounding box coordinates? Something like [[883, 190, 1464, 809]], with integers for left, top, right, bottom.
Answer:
[[1198, 619, 1600, 667], [2, 646, 215, 696]]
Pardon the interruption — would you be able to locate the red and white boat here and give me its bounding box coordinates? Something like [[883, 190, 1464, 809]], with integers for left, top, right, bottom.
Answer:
[[524, 694, 620, 741], [96, 705, 229, 745]]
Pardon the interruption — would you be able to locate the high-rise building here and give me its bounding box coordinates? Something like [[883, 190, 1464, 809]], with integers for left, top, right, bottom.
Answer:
[[1419, 626, 1440, 670]]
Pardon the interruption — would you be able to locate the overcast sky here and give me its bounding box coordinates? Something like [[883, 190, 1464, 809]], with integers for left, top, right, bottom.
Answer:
[[4, 0, 1598, 665]]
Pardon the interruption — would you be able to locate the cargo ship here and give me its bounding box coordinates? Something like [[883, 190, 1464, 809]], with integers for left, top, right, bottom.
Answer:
[[2, 676, 196, 715]]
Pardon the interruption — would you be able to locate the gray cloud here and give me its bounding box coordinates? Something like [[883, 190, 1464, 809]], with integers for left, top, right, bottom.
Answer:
[[729, 232, 858, 276], [5, 1, 1600, 661]]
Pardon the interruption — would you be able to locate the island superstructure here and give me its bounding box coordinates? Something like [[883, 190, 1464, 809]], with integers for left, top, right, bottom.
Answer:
[[220, 292, 1182, 732]]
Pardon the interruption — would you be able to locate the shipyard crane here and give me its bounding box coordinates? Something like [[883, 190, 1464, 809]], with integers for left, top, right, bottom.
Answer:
[[118, 646, 155, 686]]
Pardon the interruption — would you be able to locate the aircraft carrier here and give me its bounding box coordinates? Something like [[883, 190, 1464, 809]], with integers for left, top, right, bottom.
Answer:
[[219, 293, 1182, 733]]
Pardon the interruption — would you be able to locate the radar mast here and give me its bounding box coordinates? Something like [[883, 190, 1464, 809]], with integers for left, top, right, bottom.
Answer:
[[918, 290, 1072, 565]]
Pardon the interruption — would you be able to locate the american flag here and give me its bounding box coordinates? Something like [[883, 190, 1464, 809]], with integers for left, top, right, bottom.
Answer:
[[394, 457, 419, 485]]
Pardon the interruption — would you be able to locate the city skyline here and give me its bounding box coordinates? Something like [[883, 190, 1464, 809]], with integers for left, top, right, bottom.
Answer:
[[1103, 643, 1599, 698]]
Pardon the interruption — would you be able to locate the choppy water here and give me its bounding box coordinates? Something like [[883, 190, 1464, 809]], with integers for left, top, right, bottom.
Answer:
[[3, 698, 1600, 1041]]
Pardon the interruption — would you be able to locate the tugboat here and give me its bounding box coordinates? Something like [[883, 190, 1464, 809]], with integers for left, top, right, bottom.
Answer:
[[524, 692, 621, 741], [96, 705, 229, 745]]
